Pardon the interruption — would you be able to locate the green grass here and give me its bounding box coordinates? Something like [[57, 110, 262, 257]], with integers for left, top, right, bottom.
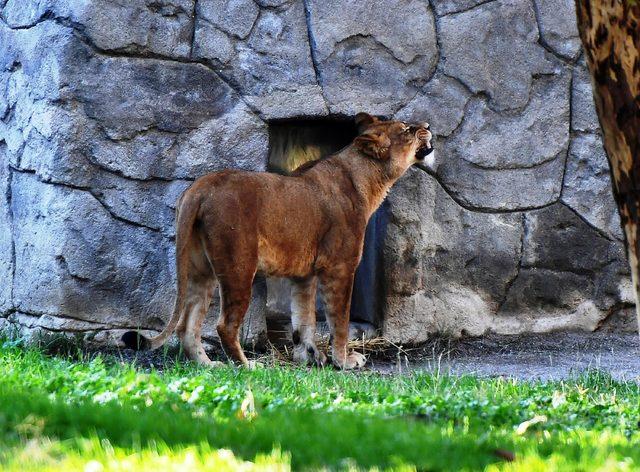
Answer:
[[1, 338, 640, 470]]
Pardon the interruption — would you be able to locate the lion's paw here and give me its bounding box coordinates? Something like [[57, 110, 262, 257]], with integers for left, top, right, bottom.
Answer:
[[333, 350, 367, 370], [313, 350, 328, 367], [293, 344, 328, 368]]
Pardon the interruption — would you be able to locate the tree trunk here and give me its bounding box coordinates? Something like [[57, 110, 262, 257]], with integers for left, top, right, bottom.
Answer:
[[575, 0, 640, 332]]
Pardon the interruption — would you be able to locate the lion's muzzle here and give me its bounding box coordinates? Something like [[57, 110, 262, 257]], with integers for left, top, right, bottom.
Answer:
[[415, 145, 433, 161], [414, 126, 433, 159], [414, 125, 435, 170]]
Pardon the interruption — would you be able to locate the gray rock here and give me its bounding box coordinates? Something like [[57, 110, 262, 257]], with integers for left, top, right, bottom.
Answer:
[[191, 20, 235, 64], [382, 168, 523, 342], [431, 0, 490, 16], [562, 133, 622, 240], [8, 311, 112, 332], [440, 0, 557, 111], [0, 23, 74, 184], [306, 0, 438, 115], [44, 39, 268, 182], [78, 0, 195, 58], [194, 0, 327, 119], [572, 62, 600, 133], [316, 320, 377, 341], [197, 0, 259, 39], [495, 269, 610, 332], [2, 315, 169, 350], [395, 73, 470, 138], [0, 22, 73, 171], [521, 204, 624, 273], [496, 204, 628, 331], [2, 0, 195, 58], [319, 37, 436, 116], [0, 25, 268, 188], [1, 0, 59, 28], [6, 63, 268, 187], [11, 171, 175, 328], [438, 73, 570, 210], [255, 0, 291, 6], [1, 17, 270, 345], [0, 149, 12, 315], [384, 171, 629, 341], [91, 176, 192, 236], [68, 51, 232, 139], [307, 0, 436, 64], [533, 0, 581, 60], [10, 171, 267, 346], [266, 277, 293, 317]]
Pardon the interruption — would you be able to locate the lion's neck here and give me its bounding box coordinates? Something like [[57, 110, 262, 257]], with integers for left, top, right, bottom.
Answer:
[[347, 158, 395, 219], [310, 146, 399, 220]]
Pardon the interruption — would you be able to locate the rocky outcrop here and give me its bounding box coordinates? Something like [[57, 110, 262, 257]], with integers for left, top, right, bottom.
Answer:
[[0, 145, 11, 316], [439, 0, 557, 111], [497, 204, 627, 331], [533, 0, 582, 60], [0, 9, 268, 344], [438, 73, 570, 210], [305, 0, 438, 116], [0, 0, 631, 346], [562, 133, 623, 240], [193, 0, 327, 119], [382, 168, 524, 341], [571, 59, 601, 133]]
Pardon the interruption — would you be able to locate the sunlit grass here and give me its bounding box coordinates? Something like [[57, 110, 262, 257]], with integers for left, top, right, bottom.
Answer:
[[1, 438, 291, 472], [1, 337, 640, 470]]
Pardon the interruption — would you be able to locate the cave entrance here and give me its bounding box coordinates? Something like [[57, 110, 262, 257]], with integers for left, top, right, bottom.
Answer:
[[265, 118, 387, 341]]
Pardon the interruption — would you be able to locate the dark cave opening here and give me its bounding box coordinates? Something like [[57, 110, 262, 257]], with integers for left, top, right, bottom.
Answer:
[[266, 118, 388, 329], [267, 117, 358, 174]]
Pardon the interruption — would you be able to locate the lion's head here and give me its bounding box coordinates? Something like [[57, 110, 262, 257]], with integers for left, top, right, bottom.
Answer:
[[353, 113, 434, 176]]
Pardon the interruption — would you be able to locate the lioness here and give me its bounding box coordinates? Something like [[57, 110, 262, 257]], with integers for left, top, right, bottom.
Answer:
[[123, 113, 433, 369]]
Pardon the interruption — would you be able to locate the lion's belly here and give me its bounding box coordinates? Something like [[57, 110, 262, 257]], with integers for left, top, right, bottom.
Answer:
[[256, 235, 316, 278]]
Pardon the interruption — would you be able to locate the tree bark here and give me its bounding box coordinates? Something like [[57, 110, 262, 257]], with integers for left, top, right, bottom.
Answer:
[[575, 0, 640, 332]]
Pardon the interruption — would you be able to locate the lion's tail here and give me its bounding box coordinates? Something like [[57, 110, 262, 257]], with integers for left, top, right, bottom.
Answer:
[[121, 190, 200, 351]]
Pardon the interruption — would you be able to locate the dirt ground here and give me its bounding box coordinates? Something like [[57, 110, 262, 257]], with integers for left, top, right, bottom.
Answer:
[[92, 331, 640, 381], [369, 332, 640, 381]]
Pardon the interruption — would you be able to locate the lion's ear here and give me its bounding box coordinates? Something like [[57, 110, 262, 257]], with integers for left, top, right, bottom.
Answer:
[[354, 132, 391, 161], [355, 112, 378, 134]]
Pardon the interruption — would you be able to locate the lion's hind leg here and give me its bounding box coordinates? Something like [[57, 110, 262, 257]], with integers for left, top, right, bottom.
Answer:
[[198, 211, 257, 368], [176, 276, 220, 366], [216, 276, 254, 367], [174, 225, 221, 366]]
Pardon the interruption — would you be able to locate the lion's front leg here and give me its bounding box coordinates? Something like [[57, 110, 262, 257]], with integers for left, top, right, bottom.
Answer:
[[291, 276, 327, 367], [320, 270, 366, 370]]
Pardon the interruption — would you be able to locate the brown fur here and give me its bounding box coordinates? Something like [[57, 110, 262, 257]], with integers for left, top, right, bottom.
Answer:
[[123, 113, 432, 369]]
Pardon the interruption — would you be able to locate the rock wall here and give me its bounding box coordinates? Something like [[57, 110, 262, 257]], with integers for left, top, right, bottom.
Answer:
[[0, 0, 632, 346]]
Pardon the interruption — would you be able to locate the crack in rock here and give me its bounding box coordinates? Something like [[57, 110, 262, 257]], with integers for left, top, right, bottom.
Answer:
[[496, 213, 526, 313], [10, 166, 164, 234]]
